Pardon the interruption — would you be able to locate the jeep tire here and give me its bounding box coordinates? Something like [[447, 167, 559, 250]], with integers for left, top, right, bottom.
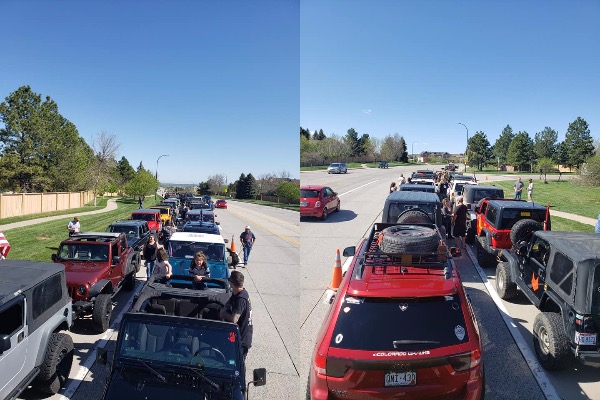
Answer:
[[476, 235, 495, 267], [533, 312, 573, 370], [380, 225, 440, 253], [510, 219, 543, 245], [92, 294, 113, 333], [496, 262, 517, 300], [135, 252, 142, 273], [396, 209, 432, 225], [33, 332, 74, 394], [123, 271, 136, 291], [465, 224, 476, 244]]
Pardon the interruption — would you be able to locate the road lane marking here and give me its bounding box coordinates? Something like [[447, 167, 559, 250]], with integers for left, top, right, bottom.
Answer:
[[338, 180, 379, 197], [227, 208, 300, 247], [465, 246, 561, 400]]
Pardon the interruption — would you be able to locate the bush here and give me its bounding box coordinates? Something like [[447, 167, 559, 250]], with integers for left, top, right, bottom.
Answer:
[[579, 155, 600, 186]]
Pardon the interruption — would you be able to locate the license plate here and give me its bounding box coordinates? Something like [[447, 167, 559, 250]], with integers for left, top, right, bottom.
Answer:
[[520, 211, 531, 216], [575, 332, 597, 345], [384, 371, 416, 387], [300, 202, 308, 207]]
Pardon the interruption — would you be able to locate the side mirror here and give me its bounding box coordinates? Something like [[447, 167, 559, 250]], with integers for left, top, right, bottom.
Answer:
[[0, 334, 11, 354], [343, 246, 355, 257], [252, 368, 267, 387], [224, 239, 229, 243], [112, 256, 120, 265], [96, 347, 108, 365], [51, 254, 58, 262]]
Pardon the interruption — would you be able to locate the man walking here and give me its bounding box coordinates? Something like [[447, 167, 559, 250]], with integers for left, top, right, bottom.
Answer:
[[239, 226, 256, 267], [513, 177, 524, 200], [221, 271, 253, 366]]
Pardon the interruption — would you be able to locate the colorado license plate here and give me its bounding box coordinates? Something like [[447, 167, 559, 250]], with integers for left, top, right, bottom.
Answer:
[[575, 332, 597, 345], [384, 371, 416, 387]]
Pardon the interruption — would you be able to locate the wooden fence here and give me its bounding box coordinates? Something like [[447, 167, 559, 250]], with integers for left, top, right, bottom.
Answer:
[[0, 191, 96, 219]]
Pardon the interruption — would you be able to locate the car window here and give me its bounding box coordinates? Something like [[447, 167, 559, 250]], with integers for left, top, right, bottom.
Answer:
[[499, 209, 546, 230], [32, 273, 63, 320], [0, 298, 24, 336], [471, 189, 504, 203], [485, 204, 497, 224], [330, 295, 468, 351], [549, 251, 574, 296], [301, 190, 319, 198]]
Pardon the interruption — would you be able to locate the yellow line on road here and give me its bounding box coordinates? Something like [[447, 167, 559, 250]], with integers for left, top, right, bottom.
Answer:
[[227, 208, 300, 248]]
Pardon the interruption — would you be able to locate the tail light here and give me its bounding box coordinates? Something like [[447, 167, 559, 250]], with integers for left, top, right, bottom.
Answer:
[[448, 349, 481, 372], [315, 201, 321, 208], [314, 351, 327, 375], [575, 316, 596, 333]]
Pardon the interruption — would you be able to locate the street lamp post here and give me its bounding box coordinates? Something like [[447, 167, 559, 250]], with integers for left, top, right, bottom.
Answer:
[[457, 122, 469, 172], [155, 154, 169, 200]]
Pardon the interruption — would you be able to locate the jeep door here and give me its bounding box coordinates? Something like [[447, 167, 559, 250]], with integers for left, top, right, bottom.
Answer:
[[0, 296, 28, 398], [109, 242, 124, 287], [519, 237, 550, 307]]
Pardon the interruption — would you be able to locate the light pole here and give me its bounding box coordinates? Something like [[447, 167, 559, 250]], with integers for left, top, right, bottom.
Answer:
[[457, 122, 469, 172], [155, 154, 169, 200], [411, 141, 418, 164]]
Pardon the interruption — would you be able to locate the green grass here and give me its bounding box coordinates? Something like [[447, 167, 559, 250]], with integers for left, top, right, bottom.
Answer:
[[231, 198, 299, 211], [552, 216, 595, 233], [6, 197, 143, 262], [486, 180, 600, 219]]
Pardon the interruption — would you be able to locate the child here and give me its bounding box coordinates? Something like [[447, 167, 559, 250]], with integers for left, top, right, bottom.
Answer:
[[153, 248, 173, 280]]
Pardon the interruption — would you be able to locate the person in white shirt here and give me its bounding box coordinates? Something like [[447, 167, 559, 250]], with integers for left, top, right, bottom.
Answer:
[[527, 179, 534, 202], [67, 217, 80, 236]]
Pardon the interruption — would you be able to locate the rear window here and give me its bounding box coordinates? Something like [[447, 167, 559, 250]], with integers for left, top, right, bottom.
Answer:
[[132, 213, 156, 221], [386, 203, 435, 223], [330, 295, 468, 351], [470, 189, 504, 203], [301, 190, 319, 198], [454, 183, 465, 193], [592, 265, 600, 315], [499, 209, 547, 230]]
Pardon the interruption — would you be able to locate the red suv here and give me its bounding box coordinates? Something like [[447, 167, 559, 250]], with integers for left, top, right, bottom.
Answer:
[[308, 223, 484, 400], [131, 208, 162, 232], [301, 185, 340, 221]]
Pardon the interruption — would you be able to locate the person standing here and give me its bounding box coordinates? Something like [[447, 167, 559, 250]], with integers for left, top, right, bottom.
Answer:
[[439, 178, 449, 201], [221, 271, 253, 366], [441, 198, 453, 239], [398, 173, 406, 185], [527, 178, 534, 202], [239, 226, 256, 267], [189, 251, 210, 289], [143, 235, 158, 279], [513, 177, 524, 200], [452, 197, 469, 249], [67, 217, 80, 236], [138, 196, 143, 209], [389, 182, 397, 193], [153, 248, 173, 281]]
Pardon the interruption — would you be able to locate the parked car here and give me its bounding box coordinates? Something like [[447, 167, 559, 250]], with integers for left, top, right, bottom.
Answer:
[[398, 183, 436, 193], [215, 199, 228, 209], [108, 219, 151, 252], [300, 185, 340, 221], [0, 260, 74, 398], [378, 161, 389, 168], [150, 205, 173, 225], [308, 223, 483, 399], [497, 231, 600, 370], [131, 209, 163, 233], [327, 162, 348, 174], [461, 185, 505, 244]]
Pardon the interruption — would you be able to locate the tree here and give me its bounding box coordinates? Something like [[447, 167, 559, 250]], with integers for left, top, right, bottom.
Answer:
[[537, 157, 555, 184], [534, 127, 558, 160], [300, 127, 310, 140], [466, 131, 492, 171], [235, 173, 246, 199], [564, 117, 594, 170], [380, 133, 408, 162], [124, 169, 157, 198], [345, 128, 360, 156], [197, 181, 211, 194], [275, 181, 299, 201], [579, 155, 600, 186], [116, 156, 136, 188], [506, 131, 534, 171], [493, 125, 514, 168], [88, 131, 120, 206], [207, 173, 226, 195]]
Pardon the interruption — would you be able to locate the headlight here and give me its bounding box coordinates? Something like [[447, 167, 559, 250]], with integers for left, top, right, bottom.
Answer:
[[77, 285, 87, 295]]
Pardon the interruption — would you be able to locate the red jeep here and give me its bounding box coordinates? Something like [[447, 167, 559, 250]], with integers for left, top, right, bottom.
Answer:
[[52, 232, 139, 332], [308, 223, 484, 400], [131, 208, 163, 233]]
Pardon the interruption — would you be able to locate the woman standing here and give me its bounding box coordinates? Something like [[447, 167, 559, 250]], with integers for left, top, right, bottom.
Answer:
[[143, 235, 158, 279], [452, 196, 469, 249], [189, 251, 211, 289]]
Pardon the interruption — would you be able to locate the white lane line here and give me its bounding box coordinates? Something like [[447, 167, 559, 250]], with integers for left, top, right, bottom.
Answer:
[[338, 180, 379, 197], [58, 280, 143, 399], [465, 246, 561, 400]]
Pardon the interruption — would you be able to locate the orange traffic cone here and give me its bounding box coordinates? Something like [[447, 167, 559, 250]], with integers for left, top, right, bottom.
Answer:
[[231, 235, 236, 252], [328, 249, 343, 291]]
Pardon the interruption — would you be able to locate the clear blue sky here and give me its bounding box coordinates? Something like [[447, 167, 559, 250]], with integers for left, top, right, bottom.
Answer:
[[0, 0, 299, 184], [301, 1, 600, 155]]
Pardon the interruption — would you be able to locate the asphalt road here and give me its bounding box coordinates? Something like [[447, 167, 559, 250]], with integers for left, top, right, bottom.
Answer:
[[300, 165, 598, 400], [19, 201, 299, 400]]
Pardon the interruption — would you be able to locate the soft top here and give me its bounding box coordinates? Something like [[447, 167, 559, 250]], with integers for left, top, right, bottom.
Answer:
[[64, 232, 121, 241], [488, 200, 547, 210], [536, 231, 600, 264], [386, 191, 440, 203], [132, 208, 161, 214], [170, 232, 224, 244], [110, 220, 148, 226], [0, 260, 64, 303]]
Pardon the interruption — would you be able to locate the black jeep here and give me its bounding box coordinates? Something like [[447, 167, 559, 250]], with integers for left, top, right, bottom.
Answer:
[[461, 184, 504, 244], [382, 191, 443, 231], [496, 231, 600, 370]]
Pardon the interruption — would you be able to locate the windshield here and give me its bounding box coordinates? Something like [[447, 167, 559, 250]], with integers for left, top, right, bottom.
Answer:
[[132, 213, 156, 222], [329, 163, 340, 168], [470, 189, 504, 203], [118, 320, 240, 372], [187, 213, 215, 223], [109, 225, 138, 237], [168, 241, 224, 262], [330, 295, 468, 351], [300, 190, 319, 198], [58, 243, 109, 261]]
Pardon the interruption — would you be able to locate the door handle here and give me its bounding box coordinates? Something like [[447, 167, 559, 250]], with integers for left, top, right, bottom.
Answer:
[[17, 332, 24, 342]]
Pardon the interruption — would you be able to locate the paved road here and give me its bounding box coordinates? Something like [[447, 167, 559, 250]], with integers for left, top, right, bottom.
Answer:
[[300, 165, 598, 400], [17, 200, 299, 400]]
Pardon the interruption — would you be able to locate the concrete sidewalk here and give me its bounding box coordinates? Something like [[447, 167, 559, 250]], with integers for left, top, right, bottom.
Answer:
[[551, 209, 597, 226], [0, 198, 119, 232]]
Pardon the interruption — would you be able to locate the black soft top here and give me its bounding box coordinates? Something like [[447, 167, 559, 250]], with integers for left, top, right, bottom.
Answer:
[[488, 200, 547, 211], [386, 190, 440, 203], [536, 231, 600, 264], [110, 220, 148, 227], [0, 260, 64, 305]]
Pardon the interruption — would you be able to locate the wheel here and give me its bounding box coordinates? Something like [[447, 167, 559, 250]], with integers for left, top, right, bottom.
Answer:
[[336, 201, 340, 212], [379, 225, 440, 253], [396, 209, 432, 225], [92, 293, 113, 333], [465, 225, 476, 244], [533, 312, 573, 370], [510, 219, 543, 245], [33, 333, 74, 394], [496, 262, 517, 300], [476, 236, 495, 267], [123, 271, 136, 291], [135, 253, 141, 273], [306, 371, 311, 400], [321, 208, 328, 221]]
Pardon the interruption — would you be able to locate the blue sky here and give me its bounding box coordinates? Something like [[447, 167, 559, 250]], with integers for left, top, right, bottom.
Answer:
[[0, 0, 299, 184], [301, 1, 600, 155]]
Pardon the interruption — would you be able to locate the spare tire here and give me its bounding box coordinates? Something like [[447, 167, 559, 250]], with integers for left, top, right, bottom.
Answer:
[[380, 225, 440, 253], [396, 209, 432, 225], [510, 219, 543, 244]]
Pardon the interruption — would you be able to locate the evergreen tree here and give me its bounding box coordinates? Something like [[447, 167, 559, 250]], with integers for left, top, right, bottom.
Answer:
[[506, 131, 534, 171], [467, 131, 492, 171], [235, 173, 247, 199], [564, 117, 594, 170], [493, 125, 514, 168], [534, 127, 558, 160]]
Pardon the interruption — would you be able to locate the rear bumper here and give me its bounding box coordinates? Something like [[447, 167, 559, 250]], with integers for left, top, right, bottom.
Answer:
[[301, 208, 323, 218]]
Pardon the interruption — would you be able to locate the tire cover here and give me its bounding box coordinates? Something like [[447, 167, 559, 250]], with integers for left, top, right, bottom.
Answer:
[[380, 225, 440, 253], [510, 219, 542, 244], [396, 209, 433, 225]]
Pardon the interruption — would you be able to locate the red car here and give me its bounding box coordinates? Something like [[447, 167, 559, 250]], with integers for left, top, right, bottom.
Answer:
[[308, 223, 484, 400], [215, 199, 228, 209], [300, 185, 340, 221]]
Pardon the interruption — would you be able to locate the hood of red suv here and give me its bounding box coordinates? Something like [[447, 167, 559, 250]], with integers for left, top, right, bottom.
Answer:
[[60, 261, 111, 286]]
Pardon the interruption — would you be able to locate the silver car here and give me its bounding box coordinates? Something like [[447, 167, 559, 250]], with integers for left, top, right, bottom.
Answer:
[[327, 162, 348, 174]]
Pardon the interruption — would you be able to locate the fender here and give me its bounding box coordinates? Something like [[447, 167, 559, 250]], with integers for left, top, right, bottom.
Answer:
[[123, 251, 137, 275], [89, 279, 113, 299], [478, 228, 493, 252], [499, 250, 520, 283]]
